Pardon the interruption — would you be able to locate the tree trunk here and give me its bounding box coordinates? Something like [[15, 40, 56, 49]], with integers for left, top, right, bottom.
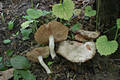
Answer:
[[96, 0, 120, 28]]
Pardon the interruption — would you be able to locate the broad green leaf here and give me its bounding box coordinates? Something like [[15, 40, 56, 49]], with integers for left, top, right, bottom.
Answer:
[[96, 35, 118, 56], [8, 21, 14, 30], [27, 8, 43, 19], [14, 69, 36, 80], [85, 6, 96, 17], [3, 39, 11, 44], [21, 29, 32, 40], [21, 20, 34, 29], [71, 23, 81, 32], [10, 56, 31, 69], [117, 18, 120, 29], [52, 0, 74, 20]]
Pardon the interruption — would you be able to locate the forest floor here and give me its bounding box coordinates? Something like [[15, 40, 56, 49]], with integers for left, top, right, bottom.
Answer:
[[0, 0, 120, 80]]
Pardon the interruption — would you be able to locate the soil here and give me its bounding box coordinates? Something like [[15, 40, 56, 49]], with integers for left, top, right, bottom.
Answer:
[[0, 0, 120, 80]]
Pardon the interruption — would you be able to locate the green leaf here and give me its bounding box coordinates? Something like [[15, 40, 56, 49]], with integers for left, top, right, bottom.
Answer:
[[27, 8, 43, 19], [14, 69, 36, 80], [21, 29, 32, 40], [96, 35, 118, 56], [42, 10, 51, 16], [117, 18, 120, 29], [3, 39, 11, 44], [47, 61, 54, 66], [10, 56, 31, 69], [21, 20, 34, 29], [85, 6, 96, 17], [6, 49, 14, 57], [52, 0, 74, 20], [8, 21, 14, 30], [71, 23, 81, 32]]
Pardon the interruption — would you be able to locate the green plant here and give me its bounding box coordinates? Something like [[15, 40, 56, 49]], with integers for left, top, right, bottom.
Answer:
[[85, 6, 96, 17], [3, 39, 11, 44], [47, 61, 54, 66], [20, 29, 32, 40], [96, 18, 120, 56], [52, 0, 75, 20], [71, 23, 81, 32], [8, 21, 14, 30], [0, 57, 2, 62], [6, 49, 14, 57], [10, 56, 31, 69], [14, 69, 36, 80], [96, 35, 118, 56], [21, 8, 50, 40], [1, 13, 5, 25]]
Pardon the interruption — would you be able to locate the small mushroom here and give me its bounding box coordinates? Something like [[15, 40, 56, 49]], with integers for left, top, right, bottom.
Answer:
[[34, 21, 68, 59], [57, 41, 96, 63], [75, 30, 100, 42], [26, 46, 51, 74]]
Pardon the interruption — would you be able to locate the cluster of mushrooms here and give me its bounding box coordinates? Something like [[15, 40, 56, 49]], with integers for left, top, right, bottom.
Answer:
[[26, 21, 100, 74]]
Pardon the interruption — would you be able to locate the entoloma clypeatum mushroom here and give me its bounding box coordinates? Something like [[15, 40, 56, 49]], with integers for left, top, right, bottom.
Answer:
[[26, 46, 51, 74], [34, 21, 68, 59], [57, 41, 96, 63]]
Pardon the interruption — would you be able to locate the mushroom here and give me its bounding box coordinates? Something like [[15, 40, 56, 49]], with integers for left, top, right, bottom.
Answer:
[[34, 21, 68, 59], [26, 46, 51, 74], [57, 41, 96, 63], [75, 30, 100, 42]]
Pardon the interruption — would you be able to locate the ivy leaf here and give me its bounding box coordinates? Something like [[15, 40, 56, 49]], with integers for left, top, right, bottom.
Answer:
[[10, 56, 31, 69], [96, 35, 118, 56], [27, 8, 43, 19], [85, 6, 96, 17], [71, 23, 81, 32], [52, 0, 74, 20], [117, 18, 120, 29]]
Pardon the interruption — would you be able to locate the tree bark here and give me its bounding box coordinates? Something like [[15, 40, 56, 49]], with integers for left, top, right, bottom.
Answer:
[[96, 0, 120, 28]]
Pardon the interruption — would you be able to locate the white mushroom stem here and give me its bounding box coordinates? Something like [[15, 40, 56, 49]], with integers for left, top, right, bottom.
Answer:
[[49, 35, 56, 59], [38, 56, 51, 74]]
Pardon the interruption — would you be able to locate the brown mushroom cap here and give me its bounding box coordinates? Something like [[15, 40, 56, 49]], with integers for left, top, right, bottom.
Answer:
[[34, 21, 69, 44], [57, 41, 96, 63], [26, 46, 49, 62]]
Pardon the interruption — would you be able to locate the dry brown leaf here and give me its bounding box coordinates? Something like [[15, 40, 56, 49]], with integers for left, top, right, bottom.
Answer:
[[0, 68, 14, 80]]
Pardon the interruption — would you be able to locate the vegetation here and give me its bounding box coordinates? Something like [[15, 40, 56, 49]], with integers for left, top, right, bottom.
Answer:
[[0, 0, 120, 80]]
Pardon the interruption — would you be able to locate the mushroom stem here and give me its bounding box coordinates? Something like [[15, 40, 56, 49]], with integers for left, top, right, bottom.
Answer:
[[38, 56, 51, 74], [49, 35, 56, 59]]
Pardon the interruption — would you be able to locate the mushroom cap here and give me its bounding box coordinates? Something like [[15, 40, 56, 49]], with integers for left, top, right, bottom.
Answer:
[[57, 41, 96, 63], [34, 21, 69, 44], [26, 46, 49, 62]]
